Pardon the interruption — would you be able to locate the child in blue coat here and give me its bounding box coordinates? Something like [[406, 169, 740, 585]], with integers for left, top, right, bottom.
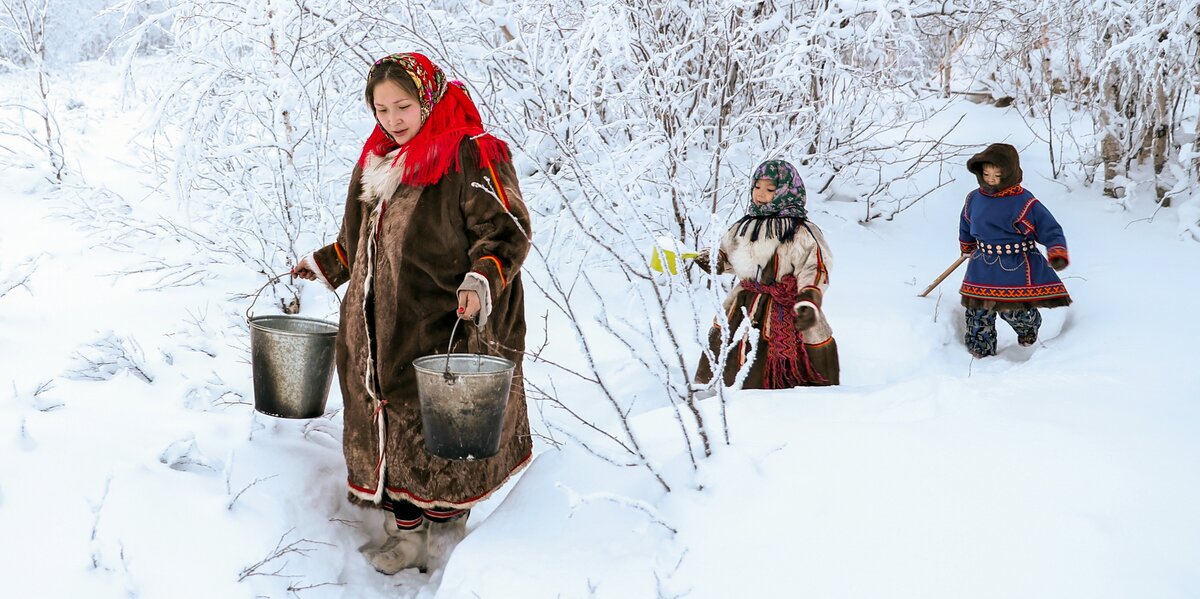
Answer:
[[958, 143, 1071, 358]]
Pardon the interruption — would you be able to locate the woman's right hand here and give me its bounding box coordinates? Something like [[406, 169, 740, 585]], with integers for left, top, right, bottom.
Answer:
[[292, 254, 331, 288], [292, 254, 318, 280]]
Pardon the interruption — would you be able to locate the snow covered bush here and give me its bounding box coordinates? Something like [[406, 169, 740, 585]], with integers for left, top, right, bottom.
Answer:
[[139, 0, 382, 302], [931, 0, 1200, 205], [404, 0, 990, 489], [0, 0, 65, 180]]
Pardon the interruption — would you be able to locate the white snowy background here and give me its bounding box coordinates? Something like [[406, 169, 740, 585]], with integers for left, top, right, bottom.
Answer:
[[2, 1, 1199, 598]]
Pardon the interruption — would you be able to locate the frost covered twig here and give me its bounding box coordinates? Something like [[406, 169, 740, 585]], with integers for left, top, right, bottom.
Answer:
[[11, 378, 59, 411], [287, 581, 344, 596], [227, 475, 279, 511], [0, 256, 38, 301], [88, 475, 113, 570], [65, 332, 154, 384], [557, 483, 677, 535], [138, 0, 375, 306], [236, 528, 332, 582]]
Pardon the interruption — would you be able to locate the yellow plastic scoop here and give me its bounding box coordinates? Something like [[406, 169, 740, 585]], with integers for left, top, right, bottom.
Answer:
[[649, 236, 699, 275]]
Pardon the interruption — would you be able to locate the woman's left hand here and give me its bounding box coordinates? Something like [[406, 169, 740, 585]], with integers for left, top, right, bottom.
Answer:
[[457, 289, 481, 320]]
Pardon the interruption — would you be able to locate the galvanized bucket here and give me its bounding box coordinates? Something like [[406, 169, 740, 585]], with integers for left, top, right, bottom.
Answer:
[[250, 315, 338, 418], [247, 274, 339, 419], [413, 321, 515, 460]]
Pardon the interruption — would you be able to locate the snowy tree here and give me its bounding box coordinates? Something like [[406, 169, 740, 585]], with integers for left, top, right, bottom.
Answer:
[[0, 0, 64, 181], [1076, 0, 1199, 206], [929, 0, 1199, 208], [137, 0, 390, 306], [384, 0, 981, 488]]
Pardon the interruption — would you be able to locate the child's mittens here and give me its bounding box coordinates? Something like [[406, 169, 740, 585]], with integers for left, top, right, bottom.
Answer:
[[1047, 246, 1069, 271], [794, 302, 818, 329], [793, 286, 823, 330], [692, 249, 727, 274]]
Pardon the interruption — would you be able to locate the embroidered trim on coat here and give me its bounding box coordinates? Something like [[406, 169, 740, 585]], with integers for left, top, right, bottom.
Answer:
[[484, 161, 511, 211], [479, 255, 506, 287], [333, 242, 350, 268], [347, 451, 533, 510], [960, 282, 1069, 301], [1014, 198, 1038, 235], [979, 184, 1025, 198], [1047, 245, 1069, 265]]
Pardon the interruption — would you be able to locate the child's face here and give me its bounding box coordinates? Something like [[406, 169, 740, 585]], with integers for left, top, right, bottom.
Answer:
[[752, 178, 777, 206], [982, 165, 1003, 187]]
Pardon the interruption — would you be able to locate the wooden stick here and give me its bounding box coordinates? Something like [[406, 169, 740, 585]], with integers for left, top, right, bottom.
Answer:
[[918, 254, 968, 297]]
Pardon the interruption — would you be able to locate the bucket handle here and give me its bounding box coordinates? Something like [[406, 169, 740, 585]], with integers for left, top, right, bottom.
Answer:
[[245, 270, 343, 321], [246, 272, 292, 321], [443, 317, 462, 382], [441, 317, 487, 383]]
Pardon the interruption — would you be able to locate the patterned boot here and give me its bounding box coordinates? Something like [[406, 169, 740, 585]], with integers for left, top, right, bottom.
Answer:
[[964, 308, 998, 358], [1000, 308, 1042, 347], [365, 520, 429, 574]]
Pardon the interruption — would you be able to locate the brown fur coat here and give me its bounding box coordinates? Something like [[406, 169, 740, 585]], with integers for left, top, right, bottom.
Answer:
[[312, 139, 532, 510]]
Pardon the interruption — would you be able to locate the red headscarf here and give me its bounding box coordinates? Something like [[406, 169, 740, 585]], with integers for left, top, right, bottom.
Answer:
[[357, 52, 510, 187]]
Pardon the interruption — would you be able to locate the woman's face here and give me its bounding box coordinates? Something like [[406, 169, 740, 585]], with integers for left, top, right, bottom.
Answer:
[[372, 79, 423, 145], [752, 178, 777, 206]]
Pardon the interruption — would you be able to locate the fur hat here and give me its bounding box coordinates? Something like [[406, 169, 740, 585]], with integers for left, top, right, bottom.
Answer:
[[966, 143, 1023, 191]]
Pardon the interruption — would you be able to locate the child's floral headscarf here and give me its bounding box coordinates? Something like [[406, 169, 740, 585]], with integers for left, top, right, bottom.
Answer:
[[748, 159, 807, 219]]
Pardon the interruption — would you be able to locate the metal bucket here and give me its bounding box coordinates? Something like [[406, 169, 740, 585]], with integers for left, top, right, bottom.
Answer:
[[249, 315, 339, 419], [412, 352, 515, 460]]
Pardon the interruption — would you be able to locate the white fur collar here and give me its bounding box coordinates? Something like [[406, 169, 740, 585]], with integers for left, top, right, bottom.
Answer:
[[722, 227, 781, 278], [360, 149, 409, 204]]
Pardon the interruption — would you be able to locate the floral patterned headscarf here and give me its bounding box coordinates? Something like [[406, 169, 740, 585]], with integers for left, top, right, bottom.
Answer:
[[369, 52, 448, 123], [357, 51, 510, 187], [748, 159, 807, 219]]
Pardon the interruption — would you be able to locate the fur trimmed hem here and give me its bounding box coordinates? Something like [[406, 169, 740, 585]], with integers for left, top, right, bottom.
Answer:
[[346, 451, 534, 511], [960, 296, 1073, 311]]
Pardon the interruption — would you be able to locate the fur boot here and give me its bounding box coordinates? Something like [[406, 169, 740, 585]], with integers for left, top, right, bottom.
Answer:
[[357, 511, 400, 554], [365, 520, 429, 574], [426, 514, 469, 572]]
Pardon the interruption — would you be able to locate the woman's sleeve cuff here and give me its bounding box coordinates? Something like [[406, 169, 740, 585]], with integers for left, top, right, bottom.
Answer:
[[458, 272, 493, 327]]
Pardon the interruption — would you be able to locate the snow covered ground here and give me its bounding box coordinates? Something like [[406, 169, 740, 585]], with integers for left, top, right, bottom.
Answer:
[[1, 61, 1199, 599]]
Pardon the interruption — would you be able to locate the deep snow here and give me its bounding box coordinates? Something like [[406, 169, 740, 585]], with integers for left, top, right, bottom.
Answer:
[[1, 60, 1198, 599]]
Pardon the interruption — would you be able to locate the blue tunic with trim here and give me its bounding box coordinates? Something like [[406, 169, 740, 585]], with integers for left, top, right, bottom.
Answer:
[[958, 185, 1071, 307]]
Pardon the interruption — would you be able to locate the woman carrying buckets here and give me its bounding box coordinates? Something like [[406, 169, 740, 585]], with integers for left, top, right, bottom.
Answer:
[[293, 52, 532, 574]]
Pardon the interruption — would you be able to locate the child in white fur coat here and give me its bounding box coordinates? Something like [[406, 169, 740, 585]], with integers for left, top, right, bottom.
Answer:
[[695, 159, 840, 389]]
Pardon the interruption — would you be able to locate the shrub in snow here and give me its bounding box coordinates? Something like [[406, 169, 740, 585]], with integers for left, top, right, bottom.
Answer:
[[65, 331, 155, 384]]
